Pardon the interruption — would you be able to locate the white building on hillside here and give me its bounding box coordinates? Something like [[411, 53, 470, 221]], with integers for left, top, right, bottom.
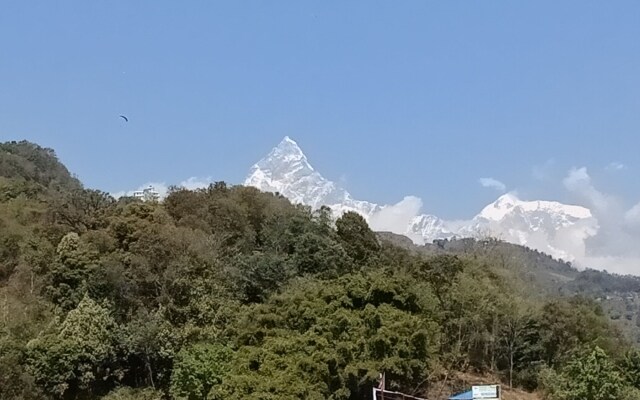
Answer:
[[133, 185, 160, 202]]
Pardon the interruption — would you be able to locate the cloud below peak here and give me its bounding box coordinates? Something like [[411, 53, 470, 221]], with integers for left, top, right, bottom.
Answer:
[[369, 196, 422, 231]]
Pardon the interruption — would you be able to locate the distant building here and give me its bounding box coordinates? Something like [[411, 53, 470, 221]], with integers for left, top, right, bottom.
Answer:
[[133, 185, 160, 202]]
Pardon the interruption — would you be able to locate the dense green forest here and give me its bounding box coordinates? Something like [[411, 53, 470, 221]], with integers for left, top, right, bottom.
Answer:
[[1, 140, 640, 400]]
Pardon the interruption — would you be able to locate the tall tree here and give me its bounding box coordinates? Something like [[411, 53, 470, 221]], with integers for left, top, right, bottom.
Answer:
[[335, 212, 380, 264]]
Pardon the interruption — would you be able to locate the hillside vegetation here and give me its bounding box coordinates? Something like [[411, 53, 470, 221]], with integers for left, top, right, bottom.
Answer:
[[378, 232, 640, 344], [1, 141, 639, 400]]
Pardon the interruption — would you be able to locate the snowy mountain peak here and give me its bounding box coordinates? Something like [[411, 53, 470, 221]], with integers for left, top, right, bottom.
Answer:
[[479, 193, 521, 221], [281, 135, 297, 145], [496, 192, 519, 206], [244, 137, 379, 214], [275, 136, 307, 159], [254, 136, 312, 172], [479, 192, 592, 222]]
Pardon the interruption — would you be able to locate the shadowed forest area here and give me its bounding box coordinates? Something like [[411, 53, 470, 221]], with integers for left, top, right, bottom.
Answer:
[[1, 140, 640, 400]]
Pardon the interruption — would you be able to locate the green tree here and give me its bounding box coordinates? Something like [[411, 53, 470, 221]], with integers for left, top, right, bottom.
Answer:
[[123, 308, 180, 390], [44, 232, 98, 311], [539, 298, 622, 366], [415, 254, 464, 302], [540, 346, 624, 400], [224, 271, 439, 399], [170, 343, 233, 400], [497, 304, 542, 389], [620, 349, 640, 389], [335, 212, 380, 264], [26, 294, 123, 398]]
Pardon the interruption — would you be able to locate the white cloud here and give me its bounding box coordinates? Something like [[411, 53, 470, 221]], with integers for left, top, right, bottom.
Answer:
[[179, 176, 215, 191], [605, 161, 626, 171], [625, 202, 640, 228], [110, 190, 127, 199], [562, 167, 612, 213], [369, 196, 423, 239], [479, 177, 506, 192], [560, 166, 640, 275]]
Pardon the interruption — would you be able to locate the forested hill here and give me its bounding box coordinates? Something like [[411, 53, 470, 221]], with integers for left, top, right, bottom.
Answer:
[[0, 140, 81, 192], [377, 232, 640, 344], [1, 141, 640, 400]]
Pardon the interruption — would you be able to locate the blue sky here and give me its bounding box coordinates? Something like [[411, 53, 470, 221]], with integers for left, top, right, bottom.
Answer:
[[1, 1, 639, 219]]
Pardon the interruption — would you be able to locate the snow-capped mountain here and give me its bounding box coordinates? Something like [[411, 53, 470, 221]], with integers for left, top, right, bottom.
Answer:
[[245, 137, 597, 262], [245, 136, 381, 217], [477, 192, 592, 223], [462, 194, 598, 260], [409, 214, 455, 241]]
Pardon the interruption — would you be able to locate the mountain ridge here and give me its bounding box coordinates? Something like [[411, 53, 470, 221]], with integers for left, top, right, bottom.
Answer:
[[244, 136, 597, 263]]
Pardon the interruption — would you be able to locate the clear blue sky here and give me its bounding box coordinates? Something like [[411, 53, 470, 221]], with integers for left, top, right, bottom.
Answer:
[[1, 1, 638, 219]]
